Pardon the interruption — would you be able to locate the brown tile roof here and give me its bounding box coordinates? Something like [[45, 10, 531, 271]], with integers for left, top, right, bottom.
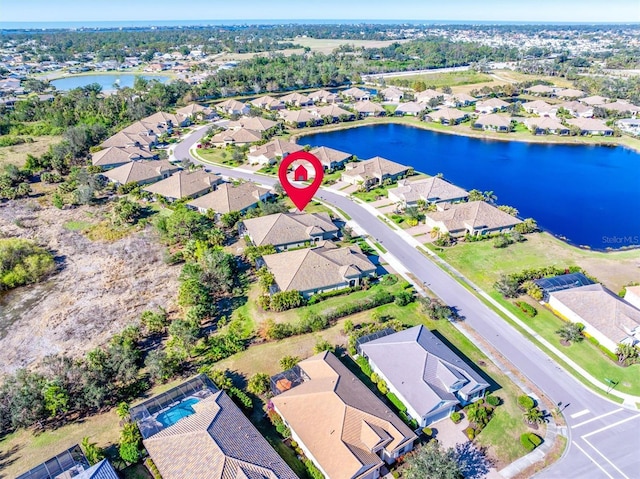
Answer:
[[343, 156, 410, 182], [394, 101, 423, 114], [566, 117, 613, 133], [102, 159, 178, 185], [428, 107, 467, 122], [279, 92, 312, 104], [279, 109, 316, 124], [600, 100, 640, 113], [101, 130, 156, 149], [143, 169, 221, 199], [91, 146, 154, 167], [561, 101, 593, 115], [476, 98, 509, 109], [426, 201, 521, 233], [415, 89, 447, 103], [550, 284, 640, 345], [262, 243, 376, 293], [524, 117, 567, 131], [210, 128, 263, 145], [143, 111, 182, 127], [250, 95, 285, 109], [271, 352, 416, 479], [176, 103, 213, 118], [242, 212, 338, 247], [227, 117, 278, 132], [310, 146, 352, 167], [353, 101, 385, 114], [527, 84, 555, 94], [388, 177, 469, 204], [248, 139, 302, 162], [216, 99, 248, 112], [474, 114, 512, 128], [580, 95, 609, 106], [144, 391, 298, 479], [555, 88, 585, 99], [308, 90, 339, 102], [314, 104, 353, 118], [342, 87, 370, 99], [187, 182, 271, 214]]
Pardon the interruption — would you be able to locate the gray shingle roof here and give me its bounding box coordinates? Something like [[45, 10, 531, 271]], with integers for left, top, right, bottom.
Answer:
[[359, 325, 489, 417], [74, 460, 119, 479]]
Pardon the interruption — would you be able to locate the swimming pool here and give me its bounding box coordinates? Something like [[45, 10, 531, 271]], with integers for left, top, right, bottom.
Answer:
[[156, 397, 200, 427]]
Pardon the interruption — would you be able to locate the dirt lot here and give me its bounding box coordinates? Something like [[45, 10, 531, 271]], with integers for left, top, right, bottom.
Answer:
[[0, 136, 62, 169], [0, 199, 180, 374]]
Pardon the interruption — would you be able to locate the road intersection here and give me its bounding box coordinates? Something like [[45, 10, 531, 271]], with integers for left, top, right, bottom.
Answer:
[[174, 126, 640, 478]]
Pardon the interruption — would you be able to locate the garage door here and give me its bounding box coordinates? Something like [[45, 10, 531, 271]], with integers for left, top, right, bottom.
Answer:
[[426, 408, 452, 425]]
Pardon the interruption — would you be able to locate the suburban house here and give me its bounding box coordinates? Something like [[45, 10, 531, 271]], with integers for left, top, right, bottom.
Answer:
[[310, 146, 353, 170], [566, 117, 613, 136], [358, 326, 489, 426], [341, 156, 411, 188], [394, 101, 423, 116], [424, 201, 522, 237], [548, 284, 640, 353], [142, 110, 188, 129], [240, 212, 339, 250], [445, 93, 477, 107], [247, 138, 303, 165], [133, 375, 298, 479], [524, 116, 570, 135], [624, 286, 640, 310], [561, 101, 593, 118], [270, 351, 416, 479], [101, 159, 179, 186], [473, 114, 513, 132], [555, 88, 585, 99], [380, 86, 404, 102], [308, 89, 339, 103], [415, 89, 447, 105], [250, 95, 285, 110], [101, 129, 157, 150], [426, 107, 468, 125], [209, 127, 262, 146], [580, 95, 609, 106], [262, 242, 376, 297], [176, 103, 215, 121], [91, 145, 155, 168], [617, 118, 640, 136], [280, 92, 313, 107], [279, 109, 317, 128], [143, 169, 222, 201], [353, 100, 386, 117], [522, 100, 558, 117], [187, 181, 271, 217], [388, 177, 469, 208], [341, 87, 371, 101], [524, 84, 555, 96], [600, 100, 640, 117], [533, 273, 595, 302], [312, 104, 355, 121], [227, 116, 278, 132], [215, 98, 249, 116], [475, 98, 509, 114], [16, 445, 119, 479]]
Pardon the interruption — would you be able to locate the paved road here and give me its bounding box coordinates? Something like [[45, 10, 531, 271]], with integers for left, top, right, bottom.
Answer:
[[175, 129, 640, 478]]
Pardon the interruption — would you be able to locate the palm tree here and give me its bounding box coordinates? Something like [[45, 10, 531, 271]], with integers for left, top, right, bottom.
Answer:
[[483, 191, 498, 203], [616, 343, 639, 366], [556, 323, 585, 344], [430, 226, 441, 239], [524, 407, 546, 425]]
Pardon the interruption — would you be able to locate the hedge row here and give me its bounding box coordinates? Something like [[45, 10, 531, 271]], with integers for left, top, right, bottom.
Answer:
[[520, 432, 542, 452], [515, 301, 537, 317]]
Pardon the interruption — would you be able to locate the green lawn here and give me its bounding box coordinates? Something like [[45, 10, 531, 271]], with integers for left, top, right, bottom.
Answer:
[[351, 185, 391, 202], [387, 71, 494, 89], [197, 147, 243, 166]]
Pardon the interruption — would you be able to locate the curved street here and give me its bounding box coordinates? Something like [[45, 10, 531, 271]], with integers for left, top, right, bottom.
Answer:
[[174, 127, 640, 478]]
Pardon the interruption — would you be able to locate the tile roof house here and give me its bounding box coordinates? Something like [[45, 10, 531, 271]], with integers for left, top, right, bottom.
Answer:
[[599, 100, 640, 117], [187, 181, 272, 216], [176, 103, 216, 121], [341, 87, 371, 101], [353, 100, 386, 117], [271, 352, 416, 479], [91, 145, 156, 168], [415, 89, 447, 105], [358, 326, 489, 426], [522, 100, 558, 117], [523, 116, 570, 135], [215, 98, 249, 116], [279, 92, 313, 107], [311, 104, 355, 121], [16, 445, 118, 479], [227, 116, 278, 132], [426, 107, 468, 125], [394, 101, 423, 116], [388, 177, 469, 208], [445, 93, 477, 107], [580, 95, 609, 106], [247, 139, 303, 165], [308, 89, 339, 103], [279, 109, 317, 128], [143, 390, 299, 479], [525, 84, 555, 95], [555, 88, 585, 99], [250, 95, 285, 110], [548, 284, 640, 353], [241, 212, 338, 251], [102, 159, 179, 185], [262, 243, 376, 296], [101, 130, 158, 150], [475, 98, 509, 114], [473, 114, 513, 132], [210, 127, 263, 146], [624, 285, 640, 310], [566, 117, 613, 136], [74, 460, 120, 479], [142, 111, 188, 129], [341, 156, 411, 188], [310, 146, 353, 170], [561, 101, 593, 118], [380, 86, 404, 102], [425, 201, 522, 237], [143, 169, 222, 201]]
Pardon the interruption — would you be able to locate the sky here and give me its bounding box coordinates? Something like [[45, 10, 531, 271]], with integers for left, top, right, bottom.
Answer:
[[1, 0, 639, 23]]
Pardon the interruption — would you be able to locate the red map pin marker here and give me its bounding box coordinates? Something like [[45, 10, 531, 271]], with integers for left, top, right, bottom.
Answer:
[[278, 151, 325, 211]]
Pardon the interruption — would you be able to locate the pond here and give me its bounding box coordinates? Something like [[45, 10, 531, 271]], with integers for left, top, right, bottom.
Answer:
[[303, 123, 640, 250], [51, 73, 171, 91]]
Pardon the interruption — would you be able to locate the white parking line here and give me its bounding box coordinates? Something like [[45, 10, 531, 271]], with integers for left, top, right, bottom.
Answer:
[[570, 409, 590, 419], [574, 443, 615, 479], [582, 414, 640, 439], [573, 408, 623, 428], [583, 437, 630, 479]]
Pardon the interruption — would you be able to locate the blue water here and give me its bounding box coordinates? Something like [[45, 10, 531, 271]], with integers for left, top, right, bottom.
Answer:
[[156, 397, 200, 427], [303, 124, 640, 250], [51, 74, 170, 91]]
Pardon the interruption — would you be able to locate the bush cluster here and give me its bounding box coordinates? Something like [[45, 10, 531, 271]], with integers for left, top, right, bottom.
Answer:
[[517, 395, 535, 410], [515, 301, 538, 317], [520, 432, 542, 452]]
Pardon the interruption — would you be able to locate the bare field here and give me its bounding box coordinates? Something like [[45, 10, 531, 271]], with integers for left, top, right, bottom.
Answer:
[[0, 136, 62, 168], [288, 37, 409, 53], [0, 199, 180, 374]]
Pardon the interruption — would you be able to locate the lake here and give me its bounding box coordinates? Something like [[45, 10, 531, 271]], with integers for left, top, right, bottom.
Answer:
[[303, 123, 640, 250], [51, 73, 171, 91]]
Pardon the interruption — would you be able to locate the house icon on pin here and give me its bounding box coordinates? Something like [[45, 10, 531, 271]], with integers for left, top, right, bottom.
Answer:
[[294, 165, 308, 181]]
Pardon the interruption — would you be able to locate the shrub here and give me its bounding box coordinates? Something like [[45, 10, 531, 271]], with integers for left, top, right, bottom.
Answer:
[[518, 395, 535, 410], [0, 238, 56, 291], [228, 387, 252, 410], [451, 411, 462, 424], [377, 381, 389, 395], [356, 356, 373, 376], [370, 372, 380, 384], [145, 458, 163, 479], [486, 395, 501, 407], [394, 290, 414, 306], [515, 301, 538, 317], [529, 433, 542, 447], [493, 234, 512, 248], [465, 426, 476, 440], [520, 432, 542, 452], [304, 459, 324, 479], [270, 290, 306, 312], [247, 373, 270, 395], [387, 392, 406, 412]]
